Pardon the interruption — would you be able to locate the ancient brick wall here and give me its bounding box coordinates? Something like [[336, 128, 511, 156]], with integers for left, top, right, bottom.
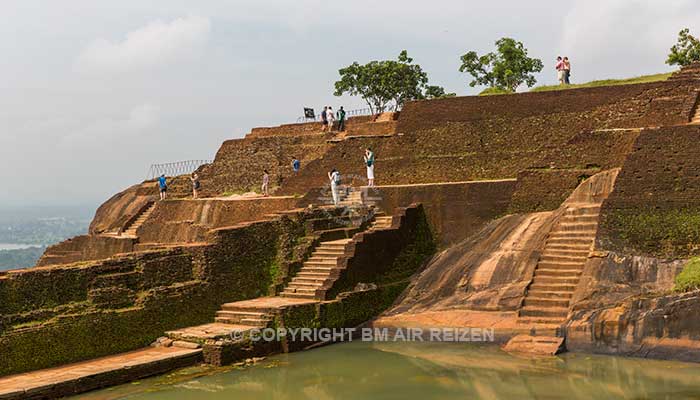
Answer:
[[137, 197, 299, 244], [397, 80, 698, 133], [369, 180, 516, 246], [598, 125, 700, 257], [0, 209, 329, 376], [36, 235, 135, 267]]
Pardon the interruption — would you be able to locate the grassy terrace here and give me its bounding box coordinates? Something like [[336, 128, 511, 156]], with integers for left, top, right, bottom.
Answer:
[[529, 72, 673, 92]]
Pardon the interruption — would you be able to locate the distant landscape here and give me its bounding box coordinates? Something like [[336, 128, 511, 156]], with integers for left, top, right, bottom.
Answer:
[[0, 205, 94, 271]]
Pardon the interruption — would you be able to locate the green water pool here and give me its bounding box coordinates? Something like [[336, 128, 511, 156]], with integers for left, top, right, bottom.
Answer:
[[74, 341, 700, 399]]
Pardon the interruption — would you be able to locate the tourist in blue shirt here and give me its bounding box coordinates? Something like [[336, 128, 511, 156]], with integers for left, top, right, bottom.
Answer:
[[158, 174, 167, 201], [292, 157, 300, 173]]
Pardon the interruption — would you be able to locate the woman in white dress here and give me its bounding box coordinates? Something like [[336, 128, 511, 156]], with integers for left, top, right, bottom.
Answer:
[[364, 148, 375, 187]]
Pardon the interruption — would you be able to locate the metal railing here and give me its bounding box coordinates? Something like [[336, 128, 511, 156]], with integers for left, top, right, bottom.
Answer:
[[296, 105, 400, 123], [146, 160, 212, 179]]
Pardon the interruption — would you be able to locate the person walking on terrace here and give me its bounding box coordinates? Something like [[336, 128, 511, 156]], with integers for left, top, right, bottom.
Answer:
[[337, 106, 347, 132], [364, 148, 375, 187], [328, 168, 341, 206], [292, 157, 301, 173], [563, 56, 571, 85], [158, 174, 167, 201], [191, 173, 200, 199], [555, 56, 565, 85], [262, 170, 270, 197], [326, 106, 335, 132], [321, 106, 328, 129]]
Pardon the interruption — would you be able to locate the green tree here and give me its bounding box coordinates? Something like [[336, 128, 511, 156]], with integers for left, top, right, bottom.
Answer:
[[667, 28, 700, 67], [334, 50, 449, 113], [425, 85, 456, 99], [459, 37, 543, 92]]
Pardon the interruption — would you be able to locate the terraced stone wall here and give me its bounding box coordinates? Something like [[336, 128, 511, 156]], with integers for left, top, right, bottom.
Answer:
[[0, 209, 335, 376], [598, 125, 700, 258]]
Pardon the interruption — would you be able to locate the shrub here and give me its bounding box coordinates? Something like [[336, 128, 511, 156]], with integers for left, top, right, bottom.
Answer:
[[478, 87, 512, 96], [674, 257, 700, 293]]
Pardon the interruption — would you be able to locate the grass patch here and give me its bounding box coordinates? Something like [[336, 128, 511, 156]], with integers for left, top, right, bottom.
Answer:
[[530, 72, 673, 92], [674, 257, 700, 293], [478, 87, 512, 96]]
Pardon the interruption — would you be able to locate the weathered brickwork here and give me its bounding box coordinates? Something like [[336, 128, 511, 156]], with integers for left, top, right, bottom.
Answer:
[[598, 125, 700, 257], [0, 209, 338, 376]]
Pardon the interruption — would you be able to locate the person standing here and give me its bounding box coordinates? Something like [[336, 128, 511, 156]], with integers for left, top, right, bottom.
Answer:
[[326, 106, 335, 132], [328, 168, 341, 206], [337, 106, 347, 132], [555, 56, 565, 85], [321, 106, 328, 129], [191, 173, 200, 199], [364, 148, 375, 187], [262, 170, 270, 197], [563, 57, 571, 85], [158, 174, 167, 201], [292, 157, 300, 173]]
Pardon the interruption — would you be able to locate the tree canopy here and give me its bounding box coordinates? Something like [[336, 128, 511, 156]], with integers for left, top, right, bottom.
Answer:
[[459, 37, 543, 92], [334, 50, 451, 114], [667, 28, 700, 67]]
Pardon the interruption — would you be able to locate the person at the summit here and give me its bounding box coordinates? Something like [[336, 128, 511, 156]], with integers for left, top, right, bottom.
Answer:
[[191, 173, 200, 199], [262, 170, 270, 197], [328, 168, 341, 206], [321, 106, 328, 128], [337, 106, 347, 132], [555, 56, 566, 85], [364, 148, 375, 187], [158, 174, 167, 201], [326, 106, 335, 132], [563, 57, 571, 85], [292, 157, 301, 173]]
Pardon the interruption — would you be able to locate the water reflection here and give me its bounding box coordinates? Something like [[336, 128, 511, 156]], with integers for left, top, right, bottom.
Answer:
[[75, 341, 700, 400]]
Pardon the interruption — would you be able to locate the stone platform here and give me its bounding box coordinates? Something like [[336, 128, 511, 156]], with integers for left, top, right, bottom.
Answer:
[[0, 347, 202, 400]]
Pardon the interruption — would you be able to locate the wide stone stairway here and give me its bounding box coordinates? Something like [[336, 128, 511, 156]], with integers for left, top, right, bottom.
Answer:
[[691, 102, 700, 124], [517, 203, 600, 331]]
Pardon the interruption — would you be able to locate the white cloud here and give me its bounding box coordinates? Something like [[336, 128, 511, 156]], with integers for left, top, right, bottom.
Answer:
[[75, 16, 210, 73]]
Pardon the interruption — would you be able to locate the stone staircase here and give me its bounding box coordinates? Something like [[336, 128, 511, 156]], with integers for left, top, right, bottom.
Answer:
[[120, 202, 156, 237], [337, 189, 363, 207], [281, 214, 393, 300], [517, 203, 601, 332], [690, 100, 700, 125]]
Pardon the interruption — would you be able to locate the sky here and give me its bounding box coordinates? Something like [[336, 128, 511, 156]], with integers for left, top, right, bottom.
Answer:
[[0, 0, 698, 210]]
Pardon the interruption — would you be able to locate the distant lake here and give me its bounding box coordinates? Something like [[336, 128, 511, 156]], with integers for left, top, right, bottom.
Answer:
[[0, 243, 42, 251]]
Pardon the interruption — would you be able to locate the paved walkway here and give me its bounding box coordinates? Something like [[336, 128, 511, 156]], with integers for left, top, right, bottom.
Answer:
[[0, 347, 202, 399]]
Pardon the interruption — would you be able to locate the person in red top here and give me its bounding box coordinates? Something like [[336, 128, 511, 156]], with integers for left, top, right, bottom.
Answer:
[[555, 56, 565, 85]]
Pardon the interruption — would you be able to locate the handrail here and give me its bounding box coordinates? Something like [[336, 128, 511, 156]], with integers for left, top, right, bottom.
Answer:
[[146, 160, 212, 179]]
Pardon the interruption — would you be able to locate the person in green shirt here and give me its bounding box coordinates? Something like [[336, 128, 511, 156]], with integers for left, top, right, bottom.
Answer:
[[337, 106, 347, 132]]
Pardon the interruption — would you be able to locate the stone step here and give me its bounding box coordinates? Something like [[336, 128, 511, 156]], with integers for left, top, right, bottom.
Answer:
[[537, 260, 585, 269], [523, 297, 571, 308], [299, 266, 337, 274], [531, 275, 580, 285], [303, 260, 338, 268], [546, 242, 592, 250], [558, 214, 599, 223], [520, 306, 569, 318], [526, 290, 573, 299], [539, 254, 587, 263], [556, 222, 598, 232], [548, 231, 597, 239], [306, 256, 339, 264], [313, 249, 346, 256], [529, 283, 577, 292], [541, 249, 590, 257], [534, 269, 583, 278], [502, 334, 565, 356], [287, 281, 323, 289], [296, 271, 332, 278], [516, 316, 565, 325], [291, 276, 330, 284], [564, 205, 601, 216], [545, 237, 595, 246]]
